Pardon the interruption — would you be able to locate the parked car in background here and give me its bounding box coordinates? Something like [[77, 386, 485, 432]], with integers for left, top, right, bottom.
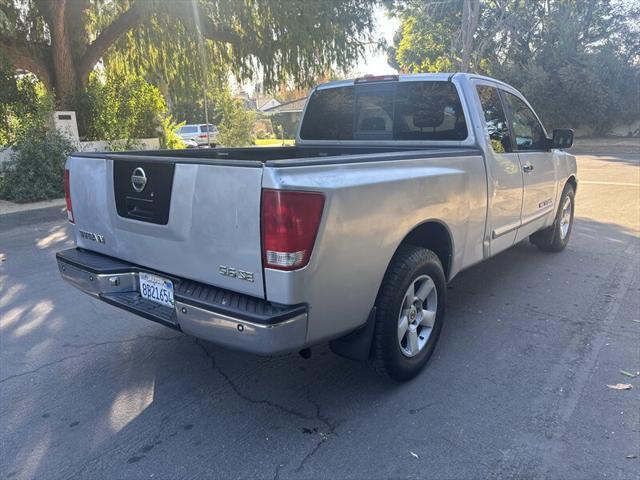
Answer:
[[182, 138, 199, 148], [178, 124, 218, 146], [58, 73, 576, 381]]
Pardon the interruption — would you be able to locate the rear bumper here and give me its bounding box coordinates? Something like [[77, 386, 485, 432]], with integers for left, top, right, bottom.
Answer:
[[56, 248, 308, 355]]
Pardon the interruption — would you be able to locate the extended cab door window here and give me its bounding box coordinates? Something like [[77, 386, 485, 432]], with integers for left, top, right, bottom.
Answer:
[[476, 85, 512, 153]]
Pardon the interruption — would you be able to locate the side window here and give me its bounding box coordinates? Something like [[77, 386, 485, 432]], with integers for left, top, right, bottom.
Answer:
[[476, 85, 511, 153], [503, 92, 547, 151]]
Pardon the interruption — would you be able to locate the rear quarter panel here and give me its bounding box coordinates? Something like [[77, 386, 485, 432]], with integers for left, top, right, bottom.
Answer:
[[262, 153, 487, 344]]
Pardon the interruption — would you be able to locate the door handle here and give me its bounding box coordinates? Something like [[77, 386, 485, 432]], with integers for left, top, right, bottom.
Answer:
[[523, 163, 534, 173]]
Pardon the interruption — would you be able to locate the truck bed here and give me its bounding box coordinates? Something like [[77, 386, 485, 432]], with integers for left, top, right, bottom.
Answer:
[[73, 145, 481, 167]]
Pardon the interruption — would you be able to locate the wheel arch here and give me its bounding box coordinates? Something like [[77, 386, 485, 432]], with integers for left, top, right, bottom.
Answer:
[[394, 220, 454, 281], [330, 219, 454, 362], [566, 174, 577, 193]]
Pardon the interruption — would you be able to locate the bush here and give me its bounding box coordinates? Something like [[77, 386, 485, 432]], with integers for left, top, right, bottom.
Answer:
[[159, 116, 186, 149], [0, 130, 76, 202], [214, 87, 255, 147], [83, 71, 167, 142], [0, 69, 74, 203], [254, 129, 273, 140], [271, 113, 299, 138], [0, 63, 52, 146]]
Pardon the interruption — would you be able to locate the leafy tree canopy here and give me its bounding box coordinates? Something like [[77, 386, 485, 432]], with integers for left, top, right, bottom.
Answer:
[[1, 0, 377, 108], [387, 0, 640, 134]]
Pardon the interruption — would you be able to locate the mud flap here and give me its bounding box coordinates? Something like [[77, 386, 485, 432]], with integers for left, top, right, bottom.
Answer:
[[329, 307, 376, 361]]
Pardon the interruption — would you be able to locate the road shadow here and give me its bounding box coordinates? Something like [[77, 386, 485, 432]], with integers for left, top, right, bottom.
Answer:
[[572, 151, 640, 167], [1, 215, 638, 479]]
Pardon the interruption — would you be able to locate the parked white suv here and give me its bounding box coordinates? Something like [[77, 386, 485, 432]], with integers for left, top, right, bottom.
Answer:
[[178, 124, 218, 146]]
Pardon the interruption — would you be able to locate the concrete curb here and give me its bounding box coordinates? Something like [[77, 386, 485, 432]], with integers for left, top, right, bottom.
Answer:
[[0, 203, 67, 229], [0, 198, 66, 215]]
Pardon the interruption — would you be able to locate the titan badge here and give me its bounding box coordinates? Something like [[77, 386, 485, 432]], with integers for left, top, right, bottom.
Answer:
[[79, 230, 106, 244]]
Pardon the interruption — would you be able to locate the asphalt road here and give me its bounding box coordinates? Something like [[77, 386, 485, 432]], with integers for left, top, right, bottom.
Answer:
[[1, 152, 639, 480]]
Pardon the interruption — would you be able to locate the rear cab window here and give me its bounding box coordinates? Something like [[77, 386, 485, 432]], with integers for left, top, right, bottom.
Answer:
[[394, 82, 467, 140], [300, 80, 468, 141], [299, 87, 355, 140]]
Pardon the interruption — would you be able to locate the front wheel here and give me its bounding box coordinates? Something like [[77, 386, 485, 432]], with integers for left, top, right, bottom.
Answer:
[[370, 246, 446, 381], [530, 183, 575, 252]]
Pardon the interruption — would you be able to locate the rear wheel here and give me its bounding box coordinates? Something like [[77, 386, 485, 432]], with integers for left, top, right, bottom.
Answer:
[[530, 184, 575, 252], [370, 246, 446, 381]]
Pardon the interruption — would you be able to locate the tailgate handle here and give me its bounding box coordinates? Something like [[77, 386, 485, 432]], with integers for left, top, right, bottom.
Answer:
[[126, 196, 155, 221]]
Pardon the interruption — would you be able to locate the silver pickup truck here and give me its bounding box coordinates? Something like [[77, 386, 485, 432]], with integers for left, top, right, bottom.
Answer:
[[57, 73, 577, 381]]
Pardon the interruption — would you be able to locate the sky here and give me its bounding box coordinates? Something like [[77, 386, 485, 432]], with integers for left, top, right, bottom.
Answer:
[[353, 6, 400, 76], [241, 5, 399, 95]]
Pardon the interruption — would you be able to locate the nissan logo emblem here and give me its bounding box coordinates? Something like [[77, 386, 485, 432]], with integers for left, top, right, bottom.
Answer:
[[131, 167, 147, 192]]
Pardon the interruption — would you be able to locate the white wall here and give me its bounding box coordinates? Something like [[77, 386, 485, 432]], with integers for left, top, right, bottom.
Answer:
[[79, 138, 160, 152], [574, 119, 640, 138], [0, 147, 12, 165], [0, 138, 160, 165]]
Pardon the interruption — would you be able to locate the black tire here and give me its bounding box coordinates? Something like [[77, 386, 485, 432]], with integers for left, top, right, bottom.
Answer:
[[530, 183, 575, 252], [370, 245, 446, 381]]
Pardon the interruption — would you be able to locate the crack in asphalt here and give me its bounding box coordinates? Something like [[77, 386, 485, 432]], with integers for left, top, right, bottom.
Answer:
[[293, 389, 339, 474], [0, 334, 183, 384], [0, 350, 94, 384], [272, 461, 285, 480], [62, 333, 184, 349], [60, 391, 205, 480], [193, 339, 338, 478]]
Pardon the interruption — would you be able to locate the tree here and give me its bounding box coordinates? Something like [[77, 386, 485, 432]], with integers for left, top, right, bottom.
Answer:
[[385, 0, 485, 73], [213, 85, 255, 146], [1, 0, 377, 109], [457, 0, 480, 72], [0, 58, 47, 145], [82, 69, 167, 143], [386, 0, 640, 134]]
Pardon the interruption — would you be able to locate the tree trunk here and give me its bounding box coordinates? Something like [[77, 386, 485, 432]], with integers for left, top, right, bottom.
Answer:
[[459, 0, 481, 73], [4, 0, 232, 110], [49, 0, 78, 109]]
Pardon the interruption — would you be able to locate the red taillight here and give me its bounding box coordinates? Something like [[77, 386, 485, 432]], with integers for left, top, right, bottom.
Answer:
[[64, 169, 74, 223], [261, 189, 325, 271]]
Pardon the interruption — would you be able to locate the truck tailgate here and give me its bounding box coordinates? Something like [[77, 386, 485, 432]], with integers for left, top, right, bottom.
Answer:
[[67, 155, 265, 298]]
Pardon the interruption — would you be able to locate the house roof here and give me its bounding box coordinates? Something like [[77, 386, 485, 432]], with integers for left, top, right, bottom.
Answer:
[[259, 99, 281, 112], [263, 97, 307, 114]]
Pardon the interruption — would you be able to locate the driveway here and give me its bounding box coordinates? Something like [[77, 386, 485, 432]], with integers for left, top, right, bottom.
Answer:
[[1, 152, 638, 479]]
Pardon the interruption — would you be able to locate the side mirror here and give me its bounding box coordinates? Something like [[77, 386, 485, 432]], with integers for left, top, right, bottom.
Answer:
[[551, 128, 574, 149]]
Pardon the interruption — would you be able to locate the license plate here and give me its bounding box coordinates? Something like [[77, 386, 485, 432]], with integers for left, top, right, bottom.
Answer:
[[139, 272, 174, 308]]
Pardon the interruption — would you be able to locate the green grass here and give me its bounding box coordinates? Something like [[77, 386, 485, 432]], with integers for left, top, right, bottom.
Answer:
[[254, 138, 295, 146]]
